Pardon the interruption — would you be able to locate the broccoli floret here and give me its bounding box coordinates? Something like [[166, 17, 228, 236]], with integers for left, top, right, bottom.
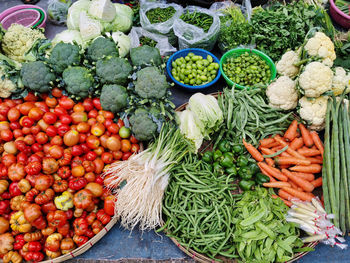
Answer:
[[62, 66, 94, 99], [87, 37, 118, 62], [96, 57, 132, 85], [129, 108, 161, 141], [100, 84, 128, 113], [20, 61, 55, 93], [49, 42, 81, 73], [130, 45, 162, 67], [134, 67, 168, 99]]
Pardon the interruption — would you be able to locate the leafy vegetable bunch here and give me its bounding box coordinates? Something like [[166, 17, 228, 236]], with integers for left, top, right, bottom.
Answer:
[[180, 11, 213, 33], [146, 6, 176, 24]]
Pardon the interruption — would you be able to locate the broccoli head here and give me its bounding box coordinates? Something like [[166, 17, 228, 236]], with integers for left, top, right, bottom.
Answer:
[[129, 108, 161, 141], [130, 45, 162, 67], [134, 67, 169, 99], [87, 37, 118, 62], [21, 61, 55, 93], [96, 57, 132, 85], [49, 42, 81, 73], [62, 66, 94, 98], [100, 84, 128, 113]]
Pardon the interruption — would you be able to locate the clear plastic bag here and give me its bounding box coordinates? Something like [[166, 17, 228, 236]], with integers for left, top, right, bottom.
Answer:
[[47, 0, 72, 25], [173, 6, 220, 51], [128, 27, 176, 56], [140, 2, 183, 46]]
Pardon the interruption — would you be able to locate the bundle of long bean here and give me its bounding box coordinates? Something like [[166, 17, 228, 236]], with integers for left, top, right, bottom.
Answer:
[[180, 11, 213, 33], [217, 88, 293, 146], [160, 154, 239, 260], [322, 97, 350, 233], [146, 6, 176, 24]]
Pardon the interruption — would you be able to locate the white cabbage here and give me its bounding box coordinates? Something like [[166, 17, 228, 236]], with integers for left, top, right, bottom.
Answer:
[[52, 29, 85, 48], [88, 0, 116, 22], [106, 31, 131, 58], [79, 11, 102, 41], [66, 0, 91, 30]]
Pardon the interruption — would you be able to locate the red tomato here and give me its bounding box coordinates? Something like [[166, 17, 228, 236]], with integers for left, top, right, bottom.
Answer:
[[77, 122, 90, 133], [57, 124, 70, 137], [86, 135, 100, 149], [20, 116, 34, 128], [104, 196, 115, 216], [28, 154, 42, 163], [96, 115, 105, 124], [130, 135, 138, 144], [13, 129, 23, 139], [63, 130, 80, 147], [28, 107, 44, 121], [80, 143, 90, 154], [43, 112, 57, 125], [88, 110, 98, 119], [73, 104, 85, 112], [9, 122, 20, 130], [101, 152, 113, 164], [107, 123, 119, 134], [60, 114, 72, 125], [79, 133, 87, 143], [104, 118, 113, 128], [106, 137, 121, 151], [23, 92, 38, 102], [31, 143, 43, 153], [53, 106, 67, 116], [84, 172, 95, 182], [30, 125, 41, 135], [83, 98, 94, 112], [0, 121, 10, 130], [87, 118, 97, 126], [1, 129, 13, 141], [91, 123, 105, 137], [51, 88, 63, 98], [122, 152, 132, 161], [117, 119, 124, 129], [85, 151, 97, 161], [23, 134, 35, 145], [19, 102, 35, 115], [102, 111, 114, 120], [50, 135, 63, 146], [45, 97, 57, 108], [71, 145, 83, 156], [59, 96, 74, 110], [37, 119, 49, 131], [92, 98, 101, 110], [7, 108, 20, 122], [46, 126, 57, 137], [2, 154, 16, 167], [112, 150, 123, 160], [93, 158, 104, 174], [36, 132, 49, 144], [48, 145, 64, 159], [71, 112, 87, 124], [94, 146, 104, 156], [121, 139, 131, 153]]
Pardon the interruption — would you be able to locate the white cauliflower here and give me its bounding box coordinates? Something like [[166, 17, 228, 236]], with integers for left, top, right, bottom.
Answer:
[[304, 32, 336, 67], [299, 96, 328, 131], [2, 24, 46, 62], [266, 76, 298, 110], [298, 61, 333, 98], [332, 67, 350, 96], [276, 50, 300, 78]]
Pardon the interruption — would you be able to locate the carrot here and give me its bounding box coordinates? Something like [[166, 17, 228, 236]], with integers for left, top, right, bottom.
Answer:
[[279, 165, 291, 169], [263, 141, 281, 149], [259, 138, 275, 147], [284, 120, 298, 141], [289, 137, 304, 150], [266, 158, 275, 167], [289, 164, 322, 173], [274, 135, 306, 160], [275, 157, 311, 166], [271, 195, 292, 207], [297, 148, 321, 157], [282, 187, 313, 201], [288, 179, 299, 190], [271, 146, 284, 152], [260, 147, 274, 155], [263, 182, 291, 188], [243, 139, 264, 162], [311, 177, 323, 188], [299, 123, 314, 147], [291, 172, 315, 182], [280, 151, 292, 158], [278, 189, 294, 200], [258, 162, 288, 181], [310, 131, 324, 157], [259, 166, 276, 182], [306, 157, 323, 164], [282, 169, 315, 192]]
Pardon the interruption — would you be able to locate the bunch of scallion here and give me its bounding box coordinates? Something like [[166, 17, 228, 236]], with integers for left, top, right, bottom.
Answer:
[[103, 124, 190, 231]]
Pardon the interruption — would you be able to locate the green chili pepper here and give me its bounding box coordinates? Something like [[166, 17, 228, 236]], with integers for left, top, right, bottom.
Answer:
[[202, 151, 213, 163], [218, 139, 231, 153], [220, 152, 234, 168], [237, 155, 249, 167], [239, 180, 255, 191], [213, 150, 223, 161], [226, 165, 237, 176], [248, 163, 260, 175], [213, 162, 224, 175], [238, 167, 253, 180], [255, 173, 270, 185], [232, 144, 244, 154]]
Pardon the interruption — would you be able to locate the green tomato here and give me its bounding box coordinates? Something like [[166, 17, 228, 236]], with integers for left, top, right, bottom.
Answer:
[[119, 126, 131, 138]]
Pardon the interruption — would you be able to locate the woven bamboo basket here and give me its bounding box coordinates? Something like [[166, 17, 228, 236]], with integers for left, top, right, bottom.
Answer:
[[162, 92, 319, 263]]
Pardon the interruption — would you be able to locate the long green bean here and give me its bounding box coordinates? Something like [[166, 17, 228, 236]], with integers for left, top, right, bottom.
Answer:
[[343, 102, 350, 229]]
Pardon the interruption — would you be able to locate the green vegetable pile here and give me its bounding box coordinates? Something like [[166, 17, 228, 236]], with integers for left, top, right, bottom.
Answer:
[[139, 36, 157, 47], [180, 11, 213, 33], [335, 0, 350, 15], [171, 52, 219, 86], [146, 6, 176, 24], [222, 52, 271, 87]]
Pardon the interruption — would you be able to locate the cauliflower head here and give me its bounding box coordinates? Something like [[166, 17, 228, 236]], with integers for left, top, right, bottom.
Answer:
[[100, 84, 128, 113], [299, 96, 328, 131], [48, 42, 81, 73], [276, 50, 300, 78], [96, 57, 132, 85], [299, 61, 333, 98], [134, 67, 169, 99], [266, 76, 298, 110], [21, 61, 55, 93], [62, 66, 94, 99], [129, 108, 159, 141], [2, 24, 45, 62], [331, 67, 350, 96], [304, 32, 336, 66], [0, 69, 16, 98]]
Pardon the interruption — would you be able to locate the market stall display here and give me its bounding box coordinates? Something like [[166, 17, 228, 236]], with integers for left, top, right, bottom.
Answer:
[[1, 0, 350, 262]]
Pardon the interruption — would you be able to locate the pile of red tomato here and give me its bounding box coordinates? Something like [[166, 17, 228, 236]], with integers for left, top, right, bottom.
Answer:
[[0, 88, 140, 263]]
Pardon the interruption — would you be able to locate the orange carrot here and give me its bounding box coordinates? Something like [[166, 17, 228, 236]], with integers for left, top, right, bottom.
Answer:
[[263, 182, 291, 188], [274, 135, 306, 160], [282, 169, 315, 192], [311, 177, 323, 188], [289, 137, 304, 150], [271, 146, 284, 152], [280, 151, 292, 158], [288, 179, 299, 190], [259, 166, 276, 182], [266, 158, 275, 167], [306, 157, 323, 164], [275, 157, 311, 166], [271, 195, 292, 207], [259, 138, 275, 147], [290, 164, 322, 173], [310, 131, 324, 157], [243, 139, 264, 162], [258, 162, 288, 181], [278, 189, 294, 200], [260, 147, 274, 155], [279, 165, 291, 169], [291, 172, 315, 182], [282, 187, 313, 201], [299, 123, 314, 147], [297, 148, 321, 157], [284, 120, 298, 141], [263, 141, 281, 149]]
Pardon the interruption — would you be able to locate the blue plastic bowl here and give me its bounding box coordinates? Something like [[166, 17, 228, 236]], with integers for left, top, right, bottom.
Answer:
[[166, 48, 221, 91]]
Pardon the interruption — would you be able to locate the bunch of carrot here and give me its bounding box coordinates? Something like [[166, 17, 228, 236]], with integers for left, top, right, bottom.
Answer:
[[243, 119, 324, 207]]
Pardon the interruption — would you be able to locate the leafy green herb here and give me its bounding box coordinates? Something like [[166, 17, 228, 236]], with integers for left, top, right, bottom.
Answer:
[[180, 11, 213, 33], [146, 6, 176, 24], [139, 36, 157, 47]]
